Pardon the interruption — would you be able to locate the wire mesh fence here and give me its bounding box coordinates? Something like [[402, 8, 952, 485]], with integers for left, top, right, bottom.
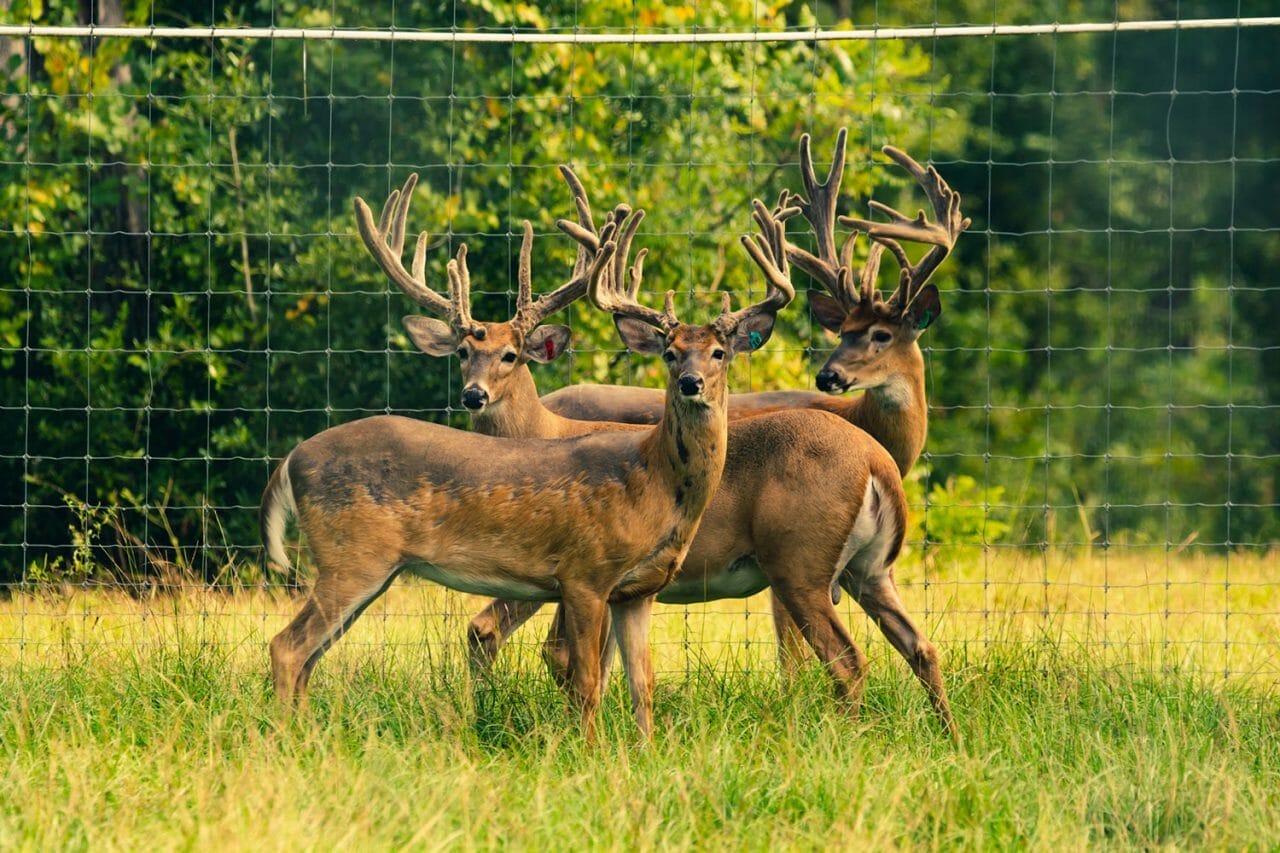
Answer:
[[1, 4, 1277, 683]]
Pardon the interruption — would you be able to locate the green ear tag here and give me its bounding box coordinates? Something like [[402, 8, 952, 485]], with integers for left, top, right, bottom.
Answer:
[[748, 331, 763, 350], [915, 310, 933, 331]]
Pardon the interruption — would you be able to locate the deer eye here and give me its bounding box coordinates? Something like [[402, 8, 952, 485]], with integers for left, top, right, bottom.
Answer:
[[662, 350, 677, 364], [871, 330, 892, 344], [711, 349, 726, 361], [456, 348, 469, 360], [502, 351, 518, 364]]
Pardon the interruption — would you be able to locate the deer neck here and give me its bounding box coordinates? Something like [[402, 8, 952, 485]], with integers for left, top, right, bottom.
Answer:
[[471, 365, 564, 439], [644, 388, 729, 523], [834, 346, 928, 476]]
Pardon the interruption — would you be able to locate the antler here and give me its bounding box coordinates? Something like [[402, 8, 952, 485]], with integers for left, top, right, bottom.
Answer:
[[587, 223, 674, 333], [840, 145, 971, 312], [716, 199, 797, 336], [510, 165, 629, 334], [353, 173, 480, 333], [785, 127, 866, 308]]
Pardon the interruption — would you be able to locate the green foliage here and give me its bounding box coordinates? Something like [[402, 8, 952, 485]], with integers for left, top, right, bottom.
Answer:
[[2, 0, 1276, 585], [906, 473, 1010, 556]]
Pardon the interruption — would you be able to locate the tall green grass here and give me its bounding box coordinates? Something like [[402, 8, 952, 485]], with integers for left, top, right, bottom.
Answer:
[[2, 550, 1277, 848]]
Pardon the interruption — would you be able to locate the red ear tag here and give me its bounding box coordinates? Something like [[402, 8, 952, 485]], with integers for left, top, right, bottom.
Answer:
[[545, 339, 556, 360]]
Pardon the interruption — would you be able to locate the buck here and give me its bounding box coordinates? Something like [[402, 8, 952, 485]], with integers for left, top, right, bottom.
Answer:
[[545, 130, 969, 478], [539, 131, 969, 671], [261, 179, 792, 741], [359, 164, 959, 737]]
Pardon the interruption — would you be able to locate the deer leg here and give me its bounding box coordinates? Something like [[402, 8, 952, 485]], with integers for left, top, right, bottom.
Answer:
[[558, 585, 609, 743], [543, 603, 616, 699], [769, 590, 809, 678], [845, 570, 957, 741], [769, 578, 869, 712], [468, 598, 544, 674], [609, 596, 656, 740], [541, 604, 572, 691], [269, 562, 402, 704]]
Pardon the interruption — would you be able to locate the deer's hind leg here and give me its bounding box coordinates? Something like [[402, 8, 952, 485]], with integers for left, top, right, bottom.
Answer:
[[764, 557, 869, 711], [543, 603, 616, 697], [270, 560, 403, 704], [467, 598, 544, 674], [844, 568, 957, 741]]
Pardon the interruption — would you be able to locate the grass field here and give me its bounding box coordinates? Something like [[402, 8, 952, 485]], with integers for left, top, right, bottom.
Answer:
[[2, 549, 1277, 849]]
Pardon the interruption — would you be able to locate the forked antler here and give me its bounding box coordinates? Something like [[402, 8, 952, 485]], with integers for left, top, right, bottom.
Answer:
[[841, 145, 971, 312], [784, 127, 869, 309], [354, 167, 620, 337], [587, 222, 674, 333], [717, 199, 797, 336], [511, 165, 629, 334], [353, 174, 463, 323], [590, 197, 795, 337]]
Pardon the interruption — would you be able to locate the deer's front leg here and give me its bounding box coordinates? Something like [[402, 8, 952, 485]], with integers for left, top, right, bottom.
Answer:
[[468, 598, 544, 673], [543, 604, 617, 698], [559, 582, 609, 743], [609, 595, 656, 740]]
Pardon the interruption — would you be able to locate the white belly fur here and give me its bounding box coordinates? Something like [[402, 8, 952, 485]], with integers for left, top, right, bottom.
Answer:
[[404, 561, 560, 601], [658, 556, 769, 604]]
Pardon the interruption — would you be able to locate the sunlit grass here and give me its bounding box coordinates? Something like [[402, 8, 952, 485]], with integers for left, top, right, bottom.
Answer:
[[1, 549, 1277, 848]]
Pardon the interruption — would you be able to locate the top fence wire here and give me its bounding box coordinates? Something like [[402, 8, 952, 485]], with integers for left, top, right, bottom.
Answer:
[[1, 2, 1276, 682]]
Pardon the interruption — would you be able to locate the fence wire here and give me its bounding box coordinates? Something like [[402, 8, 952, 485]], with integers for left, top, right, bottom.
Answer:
[[1, 6, 1277, 684]]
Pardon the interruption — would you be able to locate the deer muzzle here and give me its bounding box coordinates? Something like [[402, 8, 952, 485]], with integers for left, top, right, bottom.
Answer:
[[461, 385, 490, 411], [677, 374, 705, 397], [816, 367, 850, 394]]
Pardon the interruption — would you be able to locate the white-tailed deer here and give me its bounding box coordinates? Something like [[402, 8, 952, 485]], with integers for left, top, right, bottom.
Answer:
[[543, 130, 971, 479], [261, 185, 791, 740], [361, 172, 958, 737], [540, 132, 969, 680]]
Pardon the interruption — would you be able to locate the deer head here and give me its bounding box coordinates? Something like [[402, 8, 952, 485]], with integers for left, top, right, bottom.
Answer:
[[785, 130, 969, 397], [594, 199, 796, 409], [353, 168, 629, 413]]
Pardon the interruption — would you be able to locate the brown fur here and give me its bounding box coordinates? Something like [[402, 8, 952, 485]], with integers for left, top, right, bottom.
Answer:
[[464, 343, 954, 736], [263, 324, 736, 742], [540, 328, 928, 476]]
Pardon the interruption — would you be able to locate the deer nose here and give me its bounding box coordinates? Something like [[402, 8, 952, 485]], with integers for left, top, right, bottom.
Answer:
[[678, 374, 704, 397], [461, 386, 489, 411], [816, 368, 843, 393]]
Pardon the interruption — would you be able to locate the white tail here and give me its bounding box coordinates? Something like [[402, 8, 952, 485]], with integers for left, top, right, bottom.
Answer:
[[258, 454, 297, 572]]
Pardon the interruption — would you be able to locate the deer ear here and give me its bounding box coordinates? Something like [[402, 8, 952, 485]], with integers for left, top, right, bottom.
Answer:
[[524, 325, 571, 363], [809, 291, 846, 334], [903, 285, 942, 334], [730, 311, 777, 354], [614, 317, 665, 355], [402, 315, 458, 356]]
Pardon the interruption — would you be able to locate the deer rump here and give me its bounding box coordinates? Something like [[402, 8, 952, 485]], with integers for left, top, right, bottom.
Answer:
[[261, 414, 698, 603], [635, 409, 907, 605]]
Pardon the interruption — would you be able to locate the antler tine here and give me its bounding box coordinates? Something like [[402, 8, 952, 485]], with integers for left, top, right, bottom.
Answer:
[[516, 220, 534, 315], [840, 144, 971, 310], [447, 243, 476, 332], [785, 128, 861, 308], [353, 174, 456, 319], [609, 204, 645, 295], [718, 198, 797, 335], [588, 234, 674, 332], [511, 166, 629, 333], [859, 241, 887, 305], [558, 165, 599, 274]]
